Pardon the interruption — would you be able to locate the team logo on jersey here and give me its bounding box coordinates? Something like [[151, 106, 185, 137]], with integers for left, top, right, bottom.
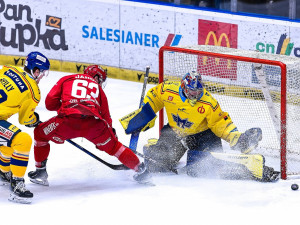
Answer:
[[168, 96, 173, 101], [171, 114, 193, 129], [197, 106, 205, 114]]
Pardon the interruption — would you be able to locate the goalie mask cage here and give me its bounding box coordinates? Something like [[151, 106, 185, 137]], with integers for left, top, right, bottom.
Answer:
[[159, 45, 300, 180]]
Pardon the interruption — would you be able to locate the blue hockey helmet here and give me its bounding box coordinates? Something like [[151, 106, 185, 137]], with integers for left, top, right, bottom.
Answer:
[[181, 71, 204, 101], [24, 51, 50, 83]]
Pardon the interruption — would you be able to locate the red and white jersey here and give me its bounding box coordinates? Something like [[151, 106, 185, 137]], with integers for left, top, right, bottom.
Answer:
[[45, 74, 112, 126]]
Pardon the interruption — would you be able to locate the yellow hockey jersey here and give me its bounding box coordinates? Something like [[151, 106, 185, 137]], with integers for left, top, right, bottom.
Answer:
[[0, 65, 40, 125], [144, 81, 237, 142]]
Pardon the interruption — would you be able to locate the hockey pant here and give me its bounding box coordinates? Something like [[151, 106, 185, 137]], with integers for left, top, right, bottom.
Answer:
[[33, 115, 140, 171], [143, 125, 222, 172], [0, 120, 32, 178]]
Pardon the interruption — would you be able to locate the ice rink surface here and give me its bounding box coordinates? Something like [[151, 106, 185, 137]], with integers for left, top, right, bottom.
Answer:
[[1, 70, 300, 225]]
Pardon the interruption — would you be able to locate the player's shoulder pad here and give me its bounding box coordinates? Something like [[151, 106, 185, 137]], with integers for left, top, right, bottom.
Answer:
[[73, 73, 96, 82], [163, 80, 181, 86], [198, 89, 219, 109], [161, 81, 181, 92], [8, 65, 41, 103]]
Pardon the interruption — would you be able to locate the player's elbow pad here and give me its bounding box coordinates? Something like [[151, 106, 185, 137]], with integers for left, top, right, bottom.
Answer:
[[119, 102, 157, 134]]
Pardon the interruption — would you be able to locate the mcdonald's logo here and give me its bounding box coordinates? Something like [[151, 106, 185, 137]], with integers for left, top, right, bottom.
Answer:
[[198, 19, 238, 80], [205, 32, 231, 47], [198, 19, 237, 47], [204, 31, 232, 68]]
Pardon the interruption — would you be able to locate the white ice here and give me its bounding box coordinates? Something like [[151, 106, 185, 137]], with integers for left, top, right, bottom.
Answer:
[[1, 71, 300, 225]]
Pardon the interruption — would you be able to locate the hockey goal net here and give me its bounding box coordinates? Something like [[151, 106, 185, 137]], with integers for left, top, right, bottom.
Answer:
[[158, 45, 300, 180]]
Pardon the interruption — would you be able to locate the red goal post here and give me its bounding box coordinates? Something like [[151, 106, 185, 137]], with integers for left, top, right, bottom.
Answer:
[[158, 45, 300, 180]]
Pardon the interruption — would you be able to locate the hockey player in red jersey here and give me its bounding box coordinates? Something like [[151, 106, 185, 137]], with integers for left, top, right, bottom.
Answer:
[[28, 65, 150, 186]]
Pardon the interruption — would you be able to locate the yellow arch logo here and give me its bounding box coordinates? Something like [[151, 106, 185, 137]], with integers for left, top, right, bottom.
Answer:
[[203, 31, 231, 68]]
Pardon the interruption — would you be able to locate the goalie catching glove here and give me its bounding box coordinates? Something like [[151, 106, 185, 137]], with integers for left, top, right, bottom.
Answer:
[[229, 128, 262, 154], [119, 102, 157, 134]]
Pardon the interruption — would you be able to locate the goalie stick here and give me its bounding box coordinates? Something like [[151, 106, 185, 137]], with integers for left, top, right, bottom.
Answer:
[[66, 139, 129, 170], [129, 66, 150, 152]]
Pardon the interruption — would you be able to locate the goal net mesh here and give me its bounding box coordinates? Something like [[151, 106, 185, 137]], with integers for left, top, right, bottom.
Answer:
[[159, 45, 300, 179]]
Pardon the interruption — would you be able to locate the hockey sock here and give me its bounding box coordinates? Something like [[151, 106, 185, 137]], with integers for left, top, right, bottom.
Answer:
[[113, 143, 140, 171], [34, 141, 50, 167]]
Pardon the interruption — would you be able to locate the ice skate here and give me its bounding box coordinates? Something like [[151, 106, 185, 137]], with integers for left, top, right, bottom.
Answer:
[[9, 177, 33, 204], [262, 166, 280, 182], [28, 167, 49, 186], [0, 170, 11, 186], [133, 163, 154, 186]]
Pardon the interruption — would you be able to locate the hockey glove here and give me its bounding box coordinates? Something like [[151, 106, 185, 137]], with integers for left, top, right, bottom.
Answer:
[[25, 112, 41, 128], [229, 128, 262, 153], [119, 102, 157, 134]]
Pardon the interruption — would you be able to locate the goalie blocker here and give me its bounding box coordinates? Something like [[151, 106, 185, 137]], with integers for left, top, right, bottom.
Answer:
[[119, 102, 157, 134]]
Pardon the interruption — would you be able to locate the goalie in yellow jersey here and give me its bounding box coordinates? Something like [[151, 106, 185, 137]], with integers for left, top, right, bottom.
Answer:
[[0, 51, 50, 204], [120, 71, 280, 182]]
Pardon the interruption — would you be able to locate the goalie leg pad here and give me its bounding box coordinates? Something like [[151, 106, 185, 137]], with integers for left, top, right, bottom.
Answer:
[[143, 125, 186, 173], [186, 150, 257, 179], [210, 152, 264, 180], [186, 150, 278, 181], [143, 140, 171, 173], [185, 150, 250, 178]]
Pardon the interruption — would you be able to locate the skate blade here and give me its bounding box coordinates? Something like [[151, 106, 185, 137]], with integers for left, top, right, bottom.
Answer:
[[137, 180, 156, 186], [8, 193, 32, 204], [135, 176, 155, 186], [29, 178, 49, 186]]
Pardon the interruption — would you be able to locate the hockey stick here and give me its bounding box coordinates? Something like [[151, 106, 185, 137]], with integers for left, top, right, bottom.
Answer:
[[66, 139, 129, 170], [129, 66, 150, 152]]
